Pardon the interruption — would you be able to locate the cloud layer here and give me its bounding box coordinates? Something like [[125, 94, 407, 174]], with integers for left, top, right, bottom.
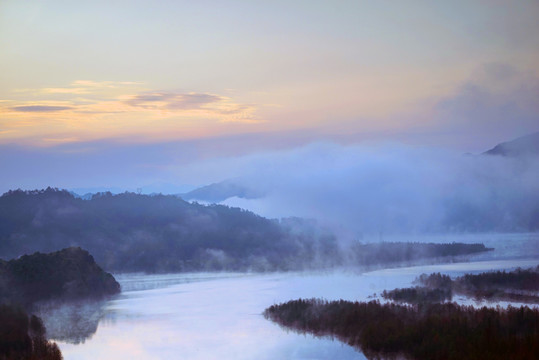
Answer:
[[206, 141, 539, 235]]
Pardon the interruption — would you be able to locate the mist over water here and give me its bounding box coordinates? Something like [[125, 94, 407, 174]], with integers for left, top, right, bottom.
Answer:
[[52, 234, 538, 360]]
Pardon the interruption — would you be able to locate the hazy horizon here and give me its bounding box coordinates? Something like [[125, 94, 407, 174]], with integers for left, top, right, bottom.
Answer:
[[1, 1, 539, 196]]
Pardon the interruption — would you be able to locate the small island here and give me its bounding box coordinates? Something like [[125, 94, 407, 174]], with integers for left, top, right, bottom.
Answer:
[[382, 266, 539, 304]]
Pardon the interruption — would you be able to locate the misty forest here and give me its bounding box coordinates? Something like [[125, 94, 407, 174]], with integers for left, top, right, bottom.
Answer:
[[1, 1, 539, 359]]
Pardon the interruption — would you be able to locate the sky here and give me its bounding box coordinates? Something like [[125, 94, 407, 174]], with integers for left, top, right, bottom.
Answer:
[[1, 0, 538, 193]]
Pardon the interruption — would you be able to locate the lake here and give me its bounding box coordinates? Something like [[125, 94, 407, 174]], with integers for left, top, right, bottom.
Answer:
[[46, 233, 538, 359]]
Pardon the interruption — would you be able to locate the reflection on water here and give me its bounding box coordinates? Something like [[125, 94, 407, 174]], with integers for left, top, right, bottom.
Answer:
[[49, 233, 538, 360], [57, 272, 369, 360], [35, 300, 108, 344]]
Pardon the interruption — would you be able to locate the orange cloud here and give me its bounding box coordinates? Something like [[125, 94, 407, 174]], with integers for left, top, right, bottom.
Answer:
[[0, 82, 262, 145]]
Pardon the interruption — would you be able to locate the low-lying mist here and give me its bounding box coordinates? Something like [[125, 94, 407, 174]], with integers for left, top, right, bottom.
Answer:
[[191, 141, 539, 235]]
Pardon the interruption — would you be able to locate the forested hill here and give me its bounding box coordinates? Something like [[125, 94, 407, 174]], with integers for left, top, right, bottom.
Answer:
[[0, 188, 493, 273], [0, 188, 340, 272], [0, 247, 120, 307]]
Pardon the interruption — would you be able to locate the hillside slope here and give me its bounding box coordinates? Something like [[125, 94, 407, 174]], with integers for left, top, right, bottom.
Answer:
[[0, 247, 120, 306]]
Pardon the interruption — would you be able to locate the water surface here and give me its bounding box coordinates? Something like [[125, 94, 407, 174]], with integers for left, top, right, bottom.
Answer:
[[54, 233, 538, 359]]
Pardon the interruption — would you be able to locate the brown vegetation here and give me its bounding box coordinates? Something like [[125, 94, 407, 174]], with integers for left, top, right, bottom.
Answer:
[[383, 267, 539, 304], [265, 299, 539, 360], [0, 304, 62, 360]]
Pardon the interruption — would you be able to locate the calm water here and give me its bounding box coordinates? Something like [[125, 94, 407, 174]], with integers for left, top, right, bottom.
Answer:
[[48, 233, 538, 360]]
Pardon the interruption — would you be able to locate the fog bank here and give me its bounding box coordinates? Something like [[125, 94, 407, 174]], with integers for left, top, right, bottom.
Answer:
[[188, 142, 539, 235]]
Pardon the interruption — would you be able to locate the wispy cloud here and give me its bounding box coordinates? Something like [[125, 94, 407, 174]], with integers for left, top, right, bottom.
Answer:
[[0, 81, 261, 145], [121, 91, 259, 120], [10, 105, 73, 112], [125, 92, 223, 110], [41, 88, 91, 95], [71, 80, 144, 88], [15, 80, 143, 96]]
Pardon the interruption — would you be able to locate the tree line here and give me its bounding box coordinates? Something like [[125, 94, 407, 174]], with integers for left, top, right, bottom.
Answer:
[[382, 266, 539, 304]]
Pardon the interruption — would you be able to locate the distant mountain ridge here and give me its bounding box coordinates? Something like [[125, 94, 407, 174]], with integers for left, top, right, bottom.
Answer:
[[483, 131, 539, 157], [180, 179, 264, 203]]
